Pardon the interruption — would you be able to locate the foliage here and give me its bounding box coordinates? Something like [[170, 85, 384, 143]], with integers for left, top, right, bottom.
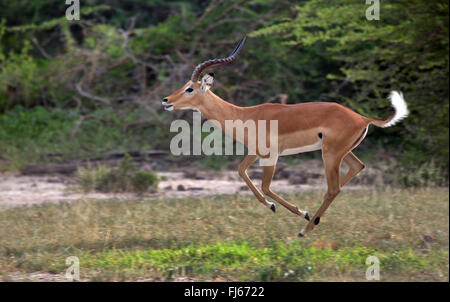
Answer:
[[252, 0, 449, 180], [0, 106, 160, 169]]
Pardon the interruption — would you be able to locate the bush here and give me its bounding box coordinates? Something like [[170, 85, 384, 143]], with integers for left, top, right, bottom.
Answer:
[[131, 171, 159, 192], [76, 154, 158, 193]]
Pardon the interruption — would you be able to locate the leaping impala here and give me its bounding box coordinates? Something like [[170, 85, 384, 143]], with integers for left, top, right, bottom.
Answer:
[[162, 37, 408, 237]]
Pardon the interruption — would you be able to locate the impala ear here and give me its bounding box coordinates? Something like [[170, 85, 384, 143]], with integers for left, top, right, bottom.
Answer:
[[200, 73, 214, 92]]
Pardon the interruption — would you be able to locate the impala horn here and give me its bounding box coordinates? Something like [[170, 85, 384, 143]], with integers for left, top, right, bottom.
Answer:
[[191, 36, 246, 83]]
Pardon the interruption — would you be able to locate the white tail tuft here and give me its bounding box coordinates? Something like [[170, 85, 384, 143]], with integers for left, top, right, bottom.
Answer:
[[383, 91, 409, 128]]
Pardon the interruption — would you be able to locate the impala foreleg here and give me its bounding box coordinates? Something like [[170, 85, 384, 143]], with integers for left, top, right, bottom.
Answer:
[[238, 155, 276, 212], [262, 165, 310, 220]]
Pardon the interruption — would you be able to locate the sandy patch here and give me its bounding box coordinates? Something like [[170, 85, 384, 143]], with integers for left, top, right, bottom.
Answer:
[[0, 168, 371, 210]]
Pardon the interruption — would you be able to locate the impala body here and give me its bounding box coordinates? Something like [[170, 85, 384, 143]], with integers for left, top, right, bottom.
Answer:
[[162, 37, 408, 237]]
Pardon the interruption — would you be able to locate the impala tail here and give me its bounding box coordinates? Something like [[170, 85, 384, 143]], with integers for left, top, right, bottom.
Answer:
[[370, 91, 409, 128]]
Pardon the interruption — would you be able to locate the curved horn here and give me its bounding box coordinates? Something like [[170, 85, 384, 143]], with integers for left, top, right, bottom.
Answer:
[[191, 36, 246, 82]]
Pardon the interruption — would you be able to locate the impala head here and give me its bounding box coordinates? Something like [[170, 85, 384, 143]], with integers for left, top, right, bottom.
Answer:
[[162, 37, 246, 111]]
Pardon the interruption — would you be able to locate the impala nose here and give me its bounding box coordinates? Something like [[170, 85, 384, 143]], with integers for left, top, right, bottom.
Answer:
[[162, 98, 174, 111]]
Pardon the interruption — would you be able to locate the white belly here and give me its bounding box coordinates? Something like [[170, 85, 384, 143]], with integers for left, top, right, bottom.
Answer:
[[280, 139, 322, 156]]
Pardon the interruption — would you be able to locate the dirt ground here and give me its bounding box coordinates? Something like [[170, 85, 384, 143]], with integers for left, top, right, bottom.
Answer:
[[0, 171, 319, 209], [0, 159, 376, 210], [1, 271, 198, 282]]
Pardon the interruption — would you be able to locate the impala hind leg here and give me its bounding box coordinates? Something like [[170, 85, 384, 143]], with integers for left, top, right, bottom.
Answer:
[[262, 165, 310, 220], [340, 151, 365, 187], [298, 152, 343, 237], [238, 155, 276, 212]]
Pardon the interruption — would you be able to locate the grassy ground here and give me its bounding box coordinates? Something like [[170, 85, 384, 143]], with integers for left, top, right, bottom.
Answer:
[[0, 188, 448, 281]]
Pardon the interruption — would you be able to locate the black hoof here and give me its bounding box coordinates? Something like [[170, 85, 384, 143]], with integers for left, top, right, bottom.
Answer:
[[304, 212, 310, 221], [270, 203, 276, 213], [298, 232, 304, 238]]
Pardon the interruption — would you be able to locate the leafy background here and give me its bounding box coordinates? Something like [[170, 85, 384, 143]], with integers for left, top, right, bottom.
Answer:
[[0, 0, 448, 185]]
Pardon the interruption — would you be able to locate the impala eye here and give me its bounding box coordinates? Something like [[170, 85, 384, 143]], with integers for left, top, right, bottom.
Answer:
[[185, 87, 194, 93]]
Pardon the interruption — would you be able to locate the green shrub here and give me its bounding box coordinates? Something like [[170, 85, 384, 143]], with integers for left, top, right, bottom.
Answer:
[[131, 171, 159, 193], [76, 162, 109, 192], [76, 154, 158, 193]]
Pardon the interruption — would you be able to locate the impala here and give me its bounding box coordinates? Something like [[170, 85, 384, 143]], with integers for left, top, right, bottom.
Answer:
[[162, 37, 408, 237]]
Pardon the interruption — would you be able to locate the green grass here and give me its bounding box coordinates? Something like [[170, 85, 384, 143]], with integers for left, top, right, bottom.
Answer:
[[0, 188, 448, 281], [71, 242, 447, 281], [0, 106, 164, 170]]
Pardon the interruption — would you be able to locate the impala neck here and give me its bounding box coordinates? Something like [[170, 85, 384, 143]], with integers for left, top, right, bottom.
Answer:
[[196, 90, 245, 128]]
